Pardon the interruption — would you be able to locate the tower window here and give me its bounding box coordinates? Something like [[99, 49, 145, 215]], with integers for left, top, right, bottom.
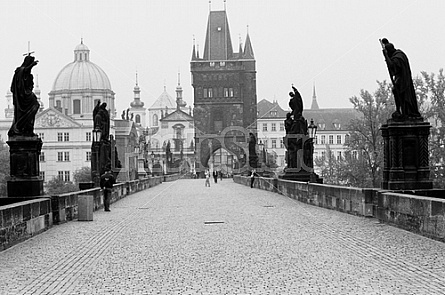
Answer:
[[136, 114, 141, 124]]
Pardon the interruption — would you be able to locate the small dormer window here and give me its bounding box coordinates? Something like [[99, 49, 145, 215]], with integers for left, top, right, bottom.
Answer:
[[210, 62, 215, 67], [333, 121, 341, 130], [220, 61, 225, 67], [318, 123, 326, 130], [270, 111, 277, 116]]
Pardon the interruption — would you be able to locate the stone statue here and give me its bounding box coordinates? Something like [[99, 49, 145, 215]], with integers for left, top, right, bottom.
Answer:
[[121, 110, 125, 120], [8, 55, 40, 137], [380, 38, 421, 120], [284, 85, 308, 169], [93, 101, 110, 142], [289, 86, 303, 120]]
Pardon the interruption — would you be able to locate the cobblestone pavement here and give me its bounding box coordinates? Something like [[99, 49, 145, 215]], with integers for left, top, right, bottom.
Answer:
[[1, 179, 445, 294]]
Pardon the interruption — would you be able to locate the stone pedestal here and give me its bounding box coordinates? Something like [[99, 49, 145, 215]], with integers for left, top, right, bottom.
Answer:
[[7, 136, 44, 197], [381, 118, 432, 190], [280, 134, 322, 183]]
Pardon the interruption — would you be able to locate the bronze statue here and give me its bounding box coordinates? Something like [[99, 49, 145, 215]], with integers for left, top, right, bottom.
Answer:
[[380, 38, 421, 120], [8, 55, 40, 137]]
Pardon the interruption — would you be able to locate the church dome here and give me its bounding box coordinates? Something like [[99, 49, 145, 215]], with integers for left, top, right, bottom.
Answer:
[[51, 41, 112, 92]]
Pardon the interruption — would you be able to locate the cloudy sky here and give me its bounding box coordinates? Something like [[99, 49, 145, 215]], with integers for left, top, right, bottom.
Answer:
[[0, 0, 444, 118]]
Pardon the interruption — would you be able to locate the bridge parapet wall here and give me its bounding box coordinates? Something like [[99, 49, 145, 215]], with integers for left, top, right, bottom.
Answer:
[[0, 198, 52, 251], [51, 176, 163, 224], [234, 175, 445, 241]]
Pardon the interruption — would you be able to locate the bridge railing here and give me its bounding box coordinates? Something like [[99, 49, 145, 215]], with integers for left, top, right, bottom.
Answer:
[[234, 175, 445, 242]]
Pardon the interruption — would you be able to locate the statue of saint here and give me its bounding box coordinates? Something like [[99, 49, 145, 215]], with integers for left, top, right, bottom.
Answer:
[[381, 38, 421, 119], [289, 86, 303, 120], [8, 55, 40, 137], [93, 101, 110, 142]]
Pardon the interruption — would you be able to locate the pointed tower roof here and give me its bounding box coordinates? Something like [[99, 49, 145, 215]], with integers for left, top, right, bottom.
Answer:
[[243, 31, 254, 59], [311, 83, 320, 110], [203, 10, 233, 60], [150, 86, 176, 110], [191, 37, 197, 60]]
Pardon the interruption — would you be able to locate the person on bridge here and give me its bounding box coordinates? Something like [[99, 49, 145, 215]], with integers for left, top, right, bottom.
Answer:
[[213, 170, 218, 184], [100, 165, 116, 212], [250, 169, 257, 188], [205, 169, 211, 187]]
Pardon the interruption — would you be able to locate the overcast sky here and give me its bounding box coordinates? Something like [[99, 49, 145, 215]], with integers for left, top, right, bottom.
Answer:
[[0, 0, 444, 118]]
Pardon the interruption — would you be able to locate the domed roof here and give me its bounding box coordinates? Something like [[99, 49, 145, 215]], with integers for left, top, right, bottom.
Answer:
[[51, 42, 112, 92]]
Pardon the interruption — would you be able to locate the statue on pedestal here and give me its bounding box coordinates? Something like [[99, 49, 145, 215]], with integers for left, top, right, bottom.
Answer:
[[8, 55, 40, 137], [380, 38, 421, 120]]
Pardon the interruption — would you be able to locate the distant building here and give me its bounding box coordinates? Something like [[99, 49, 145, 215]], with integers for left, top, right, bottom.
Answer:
[[191, 8, 257, 174], [257, 86, 361, 172]]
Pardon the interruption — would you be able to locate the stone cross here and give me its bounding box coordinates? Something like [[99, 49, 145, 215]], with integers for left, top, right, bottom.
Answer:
[[23, 41, 35, 56]]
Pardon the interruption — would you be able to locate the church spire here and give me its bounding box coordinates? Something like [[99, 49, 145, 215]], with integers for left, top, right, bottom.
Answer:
[[192, 36, 197, 60], [243, 27, 254, 59], [311, 82, 320, 110], [130, 71, 144, 108]]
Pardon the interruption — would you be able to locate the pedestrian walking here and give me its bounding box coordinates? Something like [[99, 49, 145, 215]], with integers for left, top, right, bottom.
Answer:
[[219, 170, 223, 181], [213, 170, 218, 183], [100, 165, 116, 211], [205, 169, 211, 187], [250, 169, 256, 188]]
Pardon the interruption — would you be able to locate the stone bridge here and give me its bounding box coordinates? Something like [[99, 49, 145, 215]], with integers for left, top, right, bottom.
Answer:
[[1, 177, 445, 294]]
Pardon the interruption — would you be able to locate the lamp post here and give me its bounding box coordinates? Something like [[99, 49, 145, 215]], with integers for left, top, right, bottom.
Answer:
[[258, 140, 264, 170], [307, 118, 317, 174], [91, 128, 102, 187], [151, 151, 155, 175]]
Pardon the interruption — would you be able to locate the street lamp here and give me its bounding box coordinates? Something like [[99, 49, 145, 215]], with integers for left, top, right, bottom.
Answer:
[[308, 119, 318, 139], [92, 128, 102, 143]]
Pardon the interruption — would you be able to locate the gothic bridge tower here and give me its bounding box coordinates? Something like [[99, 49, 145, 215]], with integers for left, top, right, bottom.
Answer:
[[191, 8, 257, 173]]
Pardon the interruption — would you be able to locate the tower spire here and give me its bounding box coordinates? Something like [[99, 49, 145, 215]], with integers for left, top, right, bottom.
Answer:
[[311, 82, 320, 110]]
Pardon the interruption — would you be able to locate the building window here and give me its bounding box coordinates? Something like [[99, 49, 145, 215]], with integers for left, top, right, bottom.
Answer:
[[315, 135, 318, 145], [58, 171, 64, 180], [55, 100, 62, 109], [136, 114, 141, 124], [224, 88, 229, 97], [337, 151, 342, 161], [262, 123, 267, 132], [64, 171, 70, 182], [38, 133, 44, 140], [329, 135, 334, 144], [208, 88, 213, 98], [57, 133, 63, 142], [73, 100, 81, 114], [229, 88, 234, 97], [153, 114, 158, 126], [321, 151, 326, 158], [86, 151, 91, 161], [58, 152, 63, 161], [352, 151, 358, 160], [280, 138, 284, 148], [321, 135, 326, 145], [64, 152, 70, 162], [345, 134, 350, 144], [86, 132, 91, 142], [203, 88, 208, 98], [271, 139, 277, 148], [271, 123, 276, 132], [220, 61, 225, 67], [64, 132, 69, 142], [337, 135, 342, 144], [40, 152, 45, 162], [280, 123, 284, 131]]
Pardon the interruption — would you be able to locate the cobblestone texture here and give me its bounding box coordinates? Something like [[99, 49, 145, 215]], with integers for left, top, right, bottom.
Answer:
[[1, 179, 445, 294]]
